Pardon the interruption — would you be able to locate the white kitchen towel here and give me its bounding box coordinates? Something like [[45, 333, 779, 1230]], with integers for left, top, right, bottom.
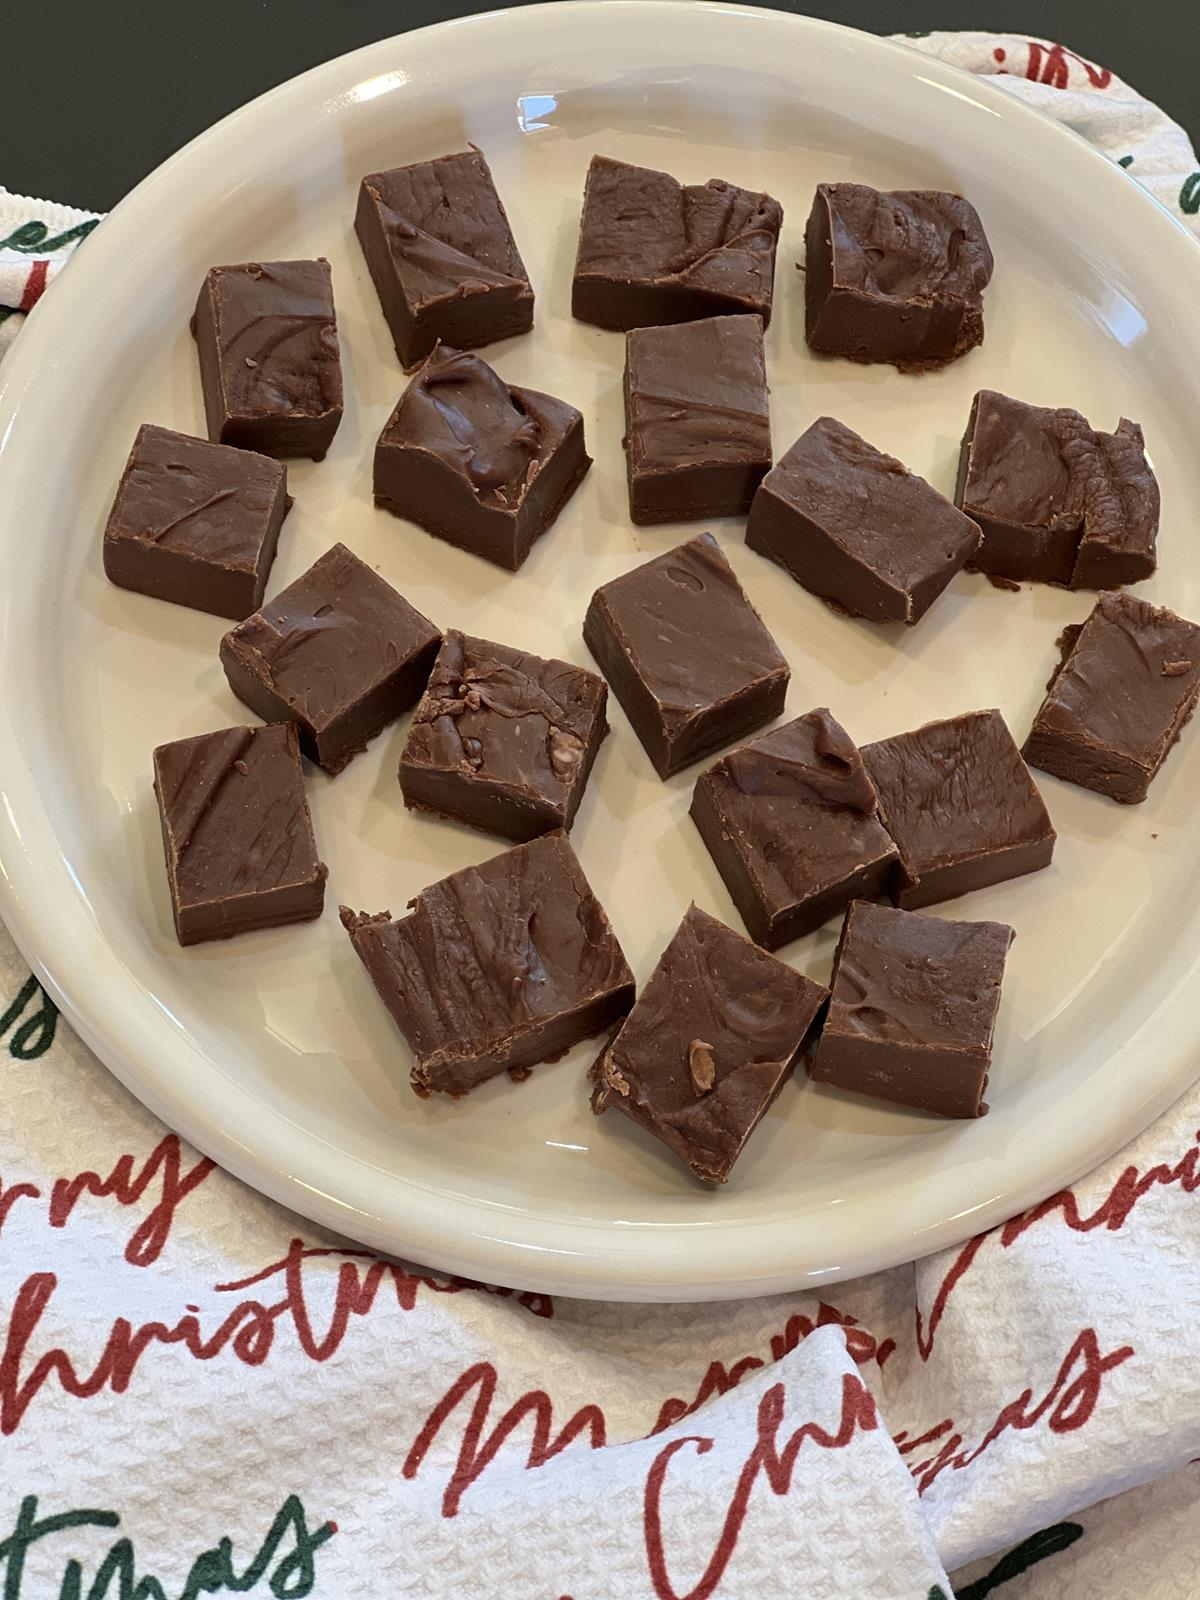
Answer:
[[0, 191, 99, 356], [2, 29, 1199, 1600], [901, 30, 1199, 226]]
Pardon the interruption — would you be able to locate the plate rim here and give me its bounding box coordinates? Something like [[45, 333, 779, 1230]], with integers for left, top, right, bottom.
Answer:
[[2, 0, 1200, 1302]]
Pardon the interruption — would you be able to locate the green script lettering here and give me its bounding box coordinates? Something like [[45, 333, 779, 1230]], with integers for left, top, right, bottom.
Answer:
[[0, 975, 58, 1059], [0, 1495, 334, 1600]]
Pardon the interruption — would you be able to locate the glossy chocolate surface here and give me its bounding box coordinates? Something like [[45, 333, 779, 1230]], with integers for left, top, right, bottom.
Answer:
[[745, 416, 981, 624], [623, 313, 771, 525], [591, 904, 827, 1183], [809, 900, 1013, 1118], [1024, 590, 1200, 803], [191, 258, 343, 460], [103, 423, 289, 619], [341, 830, 634, 1098], [374, 344, 590, 570], [153, 722, 326, 946], [220, 542, 441, 775], [583, 532, 790, 779], [804, 183, 993, 371], [572, 154, 782, 331], [955, 389, 1159, 588], [862, 709, 1055, 909], [354, 149, 533, 369], [691, 708, 901, 947], [400, 630, 608, 842]]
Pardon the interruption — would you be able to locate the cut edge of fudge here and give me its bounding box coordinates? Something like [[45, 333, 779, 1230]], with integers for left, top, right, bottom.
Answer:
[[1068, 414, 1159, 590]]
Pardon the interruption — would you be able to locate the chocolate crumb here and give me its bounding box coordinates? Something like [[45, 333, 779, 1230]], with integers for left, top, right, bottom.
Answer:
[[1163, 659, 1192, 677], [548, 727, 585, 781], [688, 1039, 717, 1095], [603, 1055, 631, 1097]]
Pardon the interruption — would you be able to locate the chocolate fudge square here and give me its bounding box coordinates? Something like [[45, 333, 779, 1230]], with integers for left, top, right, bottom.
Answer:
[[341, 830, 634, 1098], [103, 424, 289, 620], [355, 148, 533, 370], [153, 722, 326, 946], [191, 259, 343, 460], [804, 183, 994, 371], [572, 154, 783, 332], [955, 390, 1160, 589], [745, 417, 981, 625], [624, 314, 770, 525], [690, 708, 901, 948], [862, 709, 1055, 910], [809, 901, 1013, 1118], [591, 904, 828, 1183], [220, 543, 440, 775], [1024, 591, 1200, 804], [584, 532, 790, 779], [400, 631, 608, 842], [373, 344, 590, 571]]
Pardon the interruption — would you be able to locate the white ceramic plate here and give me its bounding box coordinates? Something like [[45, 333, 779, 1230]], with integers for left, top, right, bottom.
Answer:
[[2, 2, 1199, 1302]]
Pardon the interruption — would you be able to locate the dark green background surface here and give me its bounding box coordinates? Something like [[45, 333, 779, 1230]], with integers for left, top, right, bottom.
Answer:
[[3, 1, 1195, 213]]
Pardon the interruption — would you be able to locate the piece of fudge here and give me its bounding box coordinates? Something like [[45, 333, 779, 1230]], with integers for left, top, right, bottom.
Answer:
[[220, 543, 441, 774], [745, 416, 981, 624], [103, 423, 290, 619], [955, 389, 1160, 588], [591, 904, 828, 1182], [354, 148, 533, 369], [572, 153, 782, 331], [804, 182, 993, 370], [1023, 591, 1200, 803], [191, 258, 343, 459], [809, 900, 1013, 1117], [399, 630, 608, 841], [341, 831, 635, 1097], [861, 709, 1055, 909], [153, 722, 326, 945], [583, 532, 789, 779], [373, 344, 589, 571], [690, 708, 902, 947], [623, 313, 771, 525]]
